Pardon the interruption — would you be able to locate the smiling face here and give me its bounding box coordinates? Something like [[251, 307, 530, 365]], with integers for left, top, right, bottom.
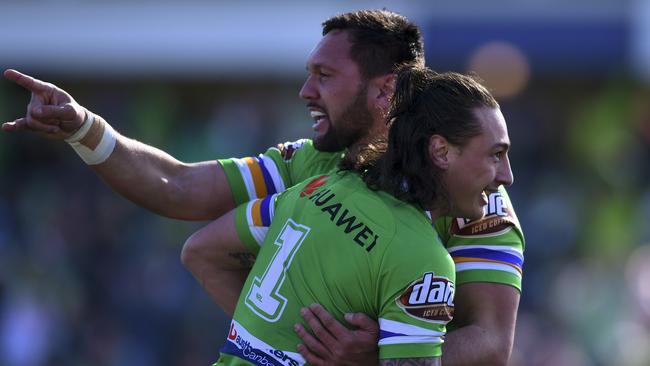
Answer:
[[299, 30, 378, 152], [442, 106, 514, 220]]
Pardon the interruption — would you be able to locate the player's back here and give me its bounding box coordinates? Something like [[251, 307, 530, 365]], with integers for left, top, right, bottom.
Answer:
[[217, 171, 455, 366]]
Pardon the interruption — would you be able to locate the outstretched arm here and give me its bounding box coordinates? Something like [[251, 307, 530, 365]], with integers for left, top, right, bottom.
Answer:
[[3, 69, 235, 220], [91, 137, 234, 220], [181, 209, 253, 316]]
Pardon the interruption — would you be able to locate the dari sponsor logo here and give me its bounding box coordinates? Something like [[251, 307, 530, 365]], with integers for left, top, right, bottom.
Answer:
[[396, 272, 454, 323], [451, 191, 517, 236]]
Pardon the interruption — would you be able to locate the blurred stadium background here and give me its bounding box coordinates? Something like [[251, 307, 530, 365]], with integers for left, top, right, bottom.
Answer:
[[1, 1, 649, 365]]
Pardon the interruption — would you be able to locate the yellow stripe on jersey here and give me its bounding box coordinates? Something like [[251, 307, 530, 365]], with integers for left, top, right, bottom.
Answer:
[[250, 199, 264, 226], [244, 157, 268, 198]]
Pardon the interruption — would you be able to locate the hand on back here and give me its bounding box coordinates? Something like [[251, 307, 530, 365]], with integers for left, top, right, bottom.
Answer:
[[295, 304, 379, 366]]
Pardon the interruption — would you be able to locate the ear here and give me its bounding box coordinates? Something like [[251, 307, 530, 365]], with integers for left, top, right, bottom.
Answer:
[[369, 73, 396, 112], [429, 135, 450, 169]]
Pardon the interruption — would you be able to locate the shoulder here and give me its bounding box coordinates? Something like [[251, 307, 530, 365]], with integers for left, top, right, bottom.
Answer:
[[278, 139, 342, 164], [274, 138, 313, 161], [338, 174, 402, 223], [296, 173, 400, 252], [358, 186, 442, 259]]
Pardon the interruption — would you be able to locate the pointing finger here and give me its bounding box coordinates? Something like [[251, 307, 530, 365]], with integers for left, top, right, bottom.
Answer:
[[4, 69, 52, 94]]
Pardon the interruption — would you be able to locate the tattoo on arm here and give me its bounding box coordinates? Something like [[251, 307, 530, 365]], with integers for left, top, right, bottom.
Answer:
[[379, 357, 441, 366], [228, 252, 256, 268]]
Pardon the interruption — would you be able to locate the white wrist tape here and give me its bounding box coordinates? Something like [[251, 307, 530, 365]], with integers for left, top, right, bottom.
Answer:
[[65, 110, 117, 165]]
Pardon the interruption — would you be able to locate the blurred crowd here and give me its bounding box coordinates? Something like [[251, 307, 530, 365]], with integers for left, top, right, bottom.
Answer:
[[1, 40, 650, 366]]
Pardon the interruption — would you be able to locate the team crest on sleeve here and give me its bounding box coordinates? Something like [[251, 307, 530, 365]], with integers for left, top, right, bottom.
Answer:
[[276, 139, 308, 161], [451, 191, 518, 237], [396, 272, 454, 324]]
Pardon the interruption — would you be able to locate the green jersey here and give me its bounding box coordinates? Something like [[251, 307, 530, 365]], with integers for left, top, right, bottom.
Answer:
[[219, 139, 525, 291], [216, 172, 455, 365]]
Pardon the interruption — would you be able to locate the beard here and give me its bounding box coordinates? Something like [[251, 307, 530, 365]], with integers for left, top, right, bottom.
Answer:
[[313, 83, 374, 152]]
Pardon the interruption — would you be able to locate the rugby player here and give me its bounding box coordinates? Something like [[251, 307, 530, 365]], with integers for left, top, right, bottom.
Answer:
[[186, 67, 514, 365], [3, 9, 523, 366]]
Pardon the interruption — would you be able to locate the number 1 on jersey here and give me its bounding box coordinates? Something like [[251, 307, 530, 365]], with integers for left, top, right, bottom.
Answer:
[[245, 219, 310, 322]]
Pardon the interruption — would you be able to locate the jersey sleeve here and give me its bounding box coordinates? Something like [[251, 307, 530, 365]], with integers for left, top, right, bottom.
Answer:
[[233, 173, 333, 255], [234, 193, 279, 255], [434, 186, 525, 291], [376, 226, 455, 360], [218, 139, 342, 205]]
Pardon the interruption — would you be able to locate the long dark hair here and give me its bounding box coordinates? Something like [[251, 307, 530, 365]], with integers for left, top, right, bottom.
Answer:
[[359, 65, 499, 208]]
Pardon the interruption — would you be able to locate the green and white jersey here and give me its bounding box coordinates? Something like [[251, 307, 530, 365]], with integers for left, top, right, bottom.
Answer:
[[219, 139, 525, 291], [216, 173, 455, 365], [434, 186, 524, 291], [219, 139, 342, 204]]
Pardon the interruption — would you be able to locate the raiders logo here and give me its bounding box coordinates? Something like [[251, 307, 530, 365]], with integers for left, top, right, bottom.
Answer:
[[277, 139, 308, 161], [396, 272, 454, 324], [451, 191, 517, 237]]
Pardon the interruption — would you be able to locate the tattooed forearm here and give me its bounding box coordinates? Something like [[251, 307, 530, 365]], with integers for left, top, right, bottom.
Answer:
[[379, 357, 441, 366], [228, 252, 257, 268]]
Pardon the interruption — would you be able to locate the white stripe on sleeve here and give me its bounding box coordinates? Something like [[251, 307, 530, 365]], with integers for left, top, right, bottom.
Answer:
[[259, 155, 286, 193], [232, 158, 257, 201]]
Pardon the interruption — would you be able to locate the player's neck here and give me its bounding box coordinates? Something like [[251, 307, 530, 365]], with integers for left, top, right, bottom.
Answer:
[[349, 133, 385, 157], [426, 196, 453, 222], [346, 142, 365, 162]]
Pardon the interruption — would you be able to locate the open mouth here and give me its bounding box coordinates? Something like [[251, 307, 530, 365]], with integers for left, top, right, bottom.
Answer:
[[310, 110, 329, 132]]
